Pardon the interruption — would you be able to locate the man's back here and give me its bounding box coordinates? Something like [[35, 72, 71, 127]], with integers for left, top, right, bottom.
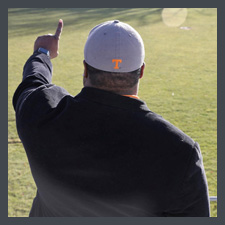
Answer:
[[13, 73, 210, 216]]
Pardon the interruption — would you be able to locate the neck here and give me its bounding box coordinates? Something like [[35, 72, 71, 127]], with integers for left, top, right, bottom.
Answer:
[[84, 83, 139, 96]]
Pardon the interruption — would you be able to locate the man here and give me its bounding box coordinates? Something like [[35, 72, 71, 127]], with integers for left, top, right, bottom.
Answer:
[[13, 19, 210, 217]]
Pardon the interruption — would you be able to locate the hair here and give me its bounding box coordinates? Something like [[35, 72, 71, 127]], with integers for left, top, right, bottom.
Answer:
[[86, 63, 142, 94]]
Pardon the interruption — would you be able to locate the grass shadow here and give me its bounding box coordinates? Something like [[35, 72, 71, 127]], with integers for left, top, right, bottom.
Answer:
[[8, 8, 163, 37]]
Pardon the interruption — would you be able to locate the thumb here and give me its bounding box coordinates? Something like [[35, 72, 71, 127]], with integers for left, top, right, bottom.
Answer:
[[54, 19, 63, 40]]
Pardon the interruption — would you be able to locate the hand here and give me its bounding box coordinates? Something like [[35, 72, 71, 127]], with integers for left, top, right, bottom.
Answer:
[[34, 19, 63, 59]]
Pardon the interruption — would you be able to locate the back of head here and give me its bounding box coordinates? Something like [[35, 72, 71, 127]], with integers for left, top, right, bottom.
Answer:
[[84, 20, 145, 73], [84, 20, 145, 93]]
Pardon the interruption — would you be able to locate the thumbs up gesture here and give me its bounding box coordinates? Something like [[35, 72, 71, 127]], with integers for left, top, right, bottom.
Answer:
[[34, 19, 63, 59]]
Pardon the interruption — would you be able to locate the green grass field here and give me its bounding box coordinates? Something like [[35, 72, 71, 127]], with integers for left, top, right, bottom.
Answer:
[[8, 8, 217, 217]]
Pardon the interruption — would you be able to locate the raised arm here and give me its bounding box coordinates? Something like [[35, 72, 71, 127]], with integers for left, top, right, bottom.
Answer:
[[13, 19, 69, 119]]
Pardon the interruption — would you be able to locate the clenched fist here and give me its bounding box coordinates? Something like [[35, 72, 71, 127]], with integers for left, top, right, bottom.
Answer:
[[34, 19, 63, 59]]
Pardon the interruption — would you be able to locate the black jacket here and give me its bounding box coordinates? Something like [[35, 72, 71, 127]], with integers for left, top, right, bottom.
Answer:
[[13, 52, 210, 217]]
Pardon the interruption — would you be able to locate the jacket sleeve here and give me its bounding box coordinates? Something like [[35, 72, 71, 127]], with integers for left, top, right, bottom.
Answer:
[[13, 52, 69, 120], [165, 142, 211, 217]]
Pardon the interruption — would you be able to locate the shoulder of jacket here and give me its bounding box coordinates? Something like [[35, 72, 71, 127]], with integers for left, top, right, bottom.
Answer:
[[149, 112, 195, 148]]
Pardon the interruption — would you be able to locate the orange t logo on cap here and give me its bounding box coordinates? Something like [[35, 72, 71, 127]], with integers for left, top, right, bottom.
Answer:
[[112, 59, 122, 69]]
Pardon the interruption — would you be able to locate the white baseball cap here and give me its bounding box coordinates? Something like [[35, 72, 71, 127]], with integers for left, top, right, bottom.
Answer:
[[84, 20, 145, 73]]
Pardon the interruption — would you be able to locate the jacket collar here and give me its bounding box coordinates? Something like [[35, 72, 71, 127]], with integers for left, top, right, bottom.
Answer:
[[75, 87, 151, 112]]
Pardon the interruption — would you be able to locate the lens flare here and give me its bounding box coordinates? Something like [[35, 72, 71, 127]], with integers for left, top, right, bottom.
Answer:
[[162, 8, 188, 27]]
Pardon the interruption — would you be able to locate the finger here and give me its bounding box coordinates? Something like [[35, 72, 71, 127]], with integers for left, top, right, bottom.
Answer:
[[55, 19, 63, 40]]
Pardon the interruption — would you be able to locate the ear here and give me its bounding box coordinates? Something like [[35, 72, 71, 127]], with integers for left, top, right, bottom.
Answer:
[[139, 63, 145, 79], [83, 60, 88, 78]]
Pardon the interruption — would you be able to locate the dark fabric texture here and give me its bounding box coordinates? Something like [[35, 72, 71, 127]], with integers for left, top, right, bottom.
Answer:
[[13, 53, 210, 217]]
